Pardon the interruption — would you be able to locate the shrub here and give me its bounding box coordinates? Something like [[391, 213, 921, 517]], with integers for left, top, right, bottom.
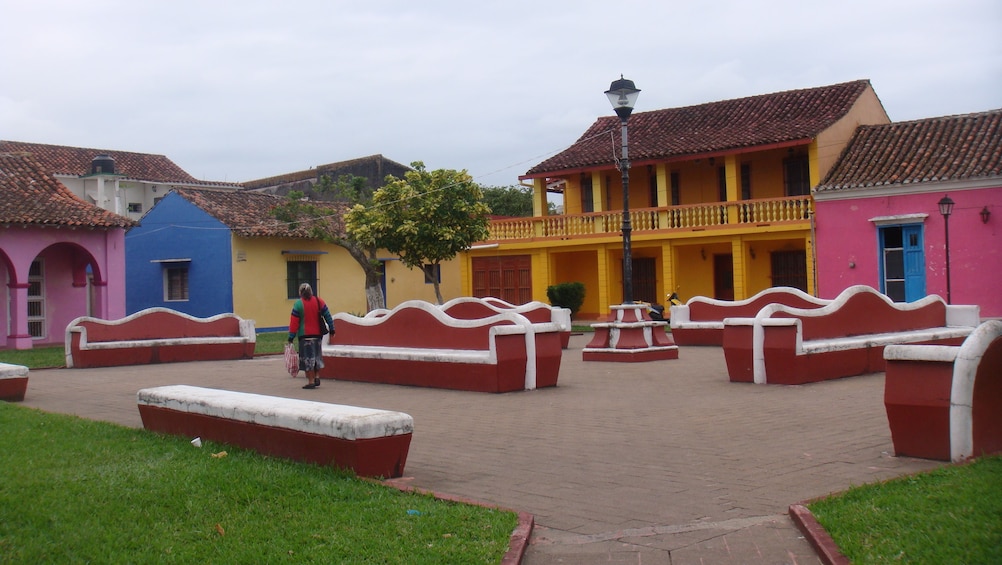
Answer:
[[546, 282, 586, 317]]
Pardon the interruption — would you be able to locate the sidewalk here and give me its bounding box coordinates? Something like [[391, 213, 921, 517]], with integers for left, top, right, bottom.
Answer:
[[20, 335, 943, 564]]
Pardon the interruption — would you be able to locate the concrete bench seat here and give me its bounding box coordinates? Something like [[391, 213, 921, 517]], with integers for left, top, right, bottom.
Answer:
[[137, 385, 413, 478], [66, 308, 256, 368], [670, 287, 829, 346], [0, 362, 29, 402], [323, 300, 563, 392], [722, 285, 980, 385], [883, 320, 1002, 462]]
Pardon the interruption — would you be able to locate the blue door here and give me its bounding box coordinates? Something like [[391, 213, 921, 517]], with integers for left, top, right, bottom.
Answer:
[[879, 225, 925, 302]]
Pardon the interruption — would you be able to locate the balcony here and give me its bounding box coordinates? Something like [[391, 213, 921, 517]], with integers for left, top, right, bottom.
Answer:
[[487, 196, 813, 242]]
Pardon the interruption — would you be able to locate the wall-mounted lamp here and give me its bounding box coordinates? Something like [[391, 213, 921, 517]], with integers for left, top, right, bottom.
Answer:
[[981, 206, 991, 224], [749, 247, 756, 260], [700, 248, 707, 260], [152, 185, 158, 193]]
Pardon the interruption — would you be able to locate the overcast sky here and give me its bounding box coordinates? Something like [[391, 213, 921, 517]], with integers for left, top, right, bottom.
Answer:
[[2, 0, 1000, 187]]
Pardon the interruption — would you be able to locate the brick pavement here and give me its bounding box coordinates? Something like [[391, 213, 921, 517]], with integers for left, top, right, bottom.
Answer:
[[19, 335, 944, 564]]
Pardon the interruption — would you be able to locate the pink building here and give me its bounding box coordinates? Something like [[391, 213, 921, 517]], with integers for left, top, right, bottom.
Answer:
[[1, 152, 134, 349], [814, 110, 1001, 318]]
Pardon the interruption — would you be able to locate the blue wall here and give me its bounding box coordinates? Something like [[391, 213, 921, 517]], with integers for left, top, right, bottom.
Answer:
[[126, 192, 234, 317]]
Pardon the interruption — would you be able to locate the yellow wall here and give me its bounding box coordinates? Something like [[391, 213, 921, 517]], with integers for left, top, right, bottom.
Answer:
[[231, 236, 462, 330], [815, 84, 889, 181], [382, 256, 461, 308]]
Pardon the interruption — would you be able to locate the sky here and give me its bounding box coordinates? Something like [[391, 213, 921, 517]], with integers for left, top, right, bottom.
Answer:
[[2, 0, 1000, 188]]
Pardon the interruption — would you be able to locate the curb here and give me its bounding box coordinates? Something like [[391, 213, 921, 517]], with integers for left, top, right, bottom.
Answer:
[[788, 504, 849, 565], [379, 476, 534, 564]]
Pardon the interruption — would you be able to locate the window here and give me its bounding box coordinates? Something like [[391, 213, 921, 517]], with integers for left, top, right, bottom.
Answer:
[[717, 166, 727, 202], [422, 264, 441, 284], [27, 259, 44, 338], [783, 155, 810, 196], [771, 250, 808, 291], [128, 202, 143, 213], [165, 266, 189, 301], [670, 171, 680, 206], [581, 174, 594, 213], [286, 260, 317, 299]]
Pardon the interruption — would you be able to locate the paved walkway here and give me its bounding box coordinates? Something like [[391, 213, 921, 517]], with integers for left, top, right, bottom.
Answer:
[[20, 335, 943, 564]]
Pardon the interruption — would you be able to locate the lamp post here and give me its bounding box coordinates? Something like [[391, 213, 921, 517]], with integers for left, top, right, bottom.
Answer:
[[938, 195, 954, 304], [605, 76, 641, 304]]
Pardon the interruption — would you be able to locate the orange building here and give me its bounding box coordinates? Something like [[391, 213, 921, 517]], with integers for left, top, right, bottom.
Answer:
[[460, 80, 889, 319]]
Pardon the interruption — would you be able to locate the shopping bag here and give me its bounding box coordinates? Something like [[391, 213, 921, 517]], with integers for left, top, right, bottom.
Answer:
[[284, 342, 299, 377]]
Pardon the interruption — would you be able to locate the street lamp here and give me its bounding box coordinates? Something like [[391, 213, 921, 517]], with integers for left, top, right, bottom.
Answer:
[[938, 195, 954, 304], [605, 75, 641, 304]]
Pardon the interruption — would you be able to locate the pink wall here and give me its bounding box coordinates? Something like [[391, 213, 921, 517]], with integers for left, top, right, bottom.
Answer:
[[815, 186, 1001, 318], [2, 226, 127, 348]]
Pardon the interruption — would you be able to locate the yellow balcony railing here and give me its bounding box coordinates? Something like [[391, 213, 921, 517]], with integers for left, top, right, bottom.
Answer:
[[486, 196, 812, 242]]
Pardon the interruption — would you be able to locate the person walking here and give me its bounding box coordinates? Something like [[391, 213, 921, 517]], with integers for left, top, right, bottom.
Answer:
[[288, 283, 335, 389]]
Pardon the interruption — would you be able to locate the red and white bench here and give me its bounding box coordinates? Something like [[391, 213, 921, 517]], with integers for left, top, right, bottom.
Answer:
[[0, 362, 29, 402], [669, 287, 829, 346], [322, 300, 563, 392], [722, 285, 980, 385], [66, 308, 256, 368], [137, 385, 413, 478], [440, 297, 573, 348], [883, 320, 1002, 462]]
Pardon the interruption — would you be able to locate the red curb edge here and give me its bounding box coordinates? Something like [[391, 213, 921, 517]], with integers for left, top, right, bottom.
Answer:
[[788, 504, 850, 565], [377, 477, 534, 564]]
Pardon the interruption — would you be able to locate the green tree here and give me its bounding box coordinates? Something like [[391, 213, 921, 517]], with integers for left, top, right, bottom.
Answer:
[[347, 162, 491, 304], [272, 174, 387, 311], [481, 184, 557, 216], [481, 185, 533, 217]]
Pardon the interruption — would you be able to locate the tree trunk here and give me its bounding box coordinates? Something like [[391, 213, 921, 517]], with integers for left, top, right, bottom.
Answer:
[[339, 241, 386, 312]]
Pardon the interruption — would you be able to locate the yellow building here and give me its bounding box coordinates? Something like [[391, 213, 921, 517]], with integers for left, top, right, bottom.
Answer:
[[460, 80, 889, 319]]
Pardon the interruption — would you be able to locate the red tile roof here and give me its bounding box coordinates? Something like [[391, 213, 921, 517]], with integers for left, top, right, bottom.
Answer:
[[0, 152, 135, 228], [524, 80, 876, 178], [817, 109, 1002, 191], [0, 140, 211, 185], [241, 154, 411, 189], [172, 187, 347, 239]]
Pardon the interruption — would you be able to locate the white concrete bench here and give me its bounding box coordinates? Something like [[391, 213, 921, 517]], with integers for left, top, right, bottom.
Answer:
[[137, 385, 413, 478], [66, 308, 256, 368], [722, 285, 980, 385], [0, 362, 29, 402], [883, 320, 1002, 462], [669, 287, 830, 346], [323, 301, 564, 392]]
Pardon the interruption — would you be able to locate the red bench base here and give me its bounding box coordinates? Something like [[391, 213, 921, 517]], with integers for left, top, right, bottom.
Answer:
[[0, 377, 28, 402], [138, 405, 412, 478]]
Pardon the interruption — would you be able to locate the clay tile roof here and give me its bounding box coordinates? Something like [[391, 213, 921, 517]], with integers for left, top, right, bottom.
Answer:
[[172, 186, 347, 239], [817, 109, 1002, 191], [524, 80, 874, 178], [241, 154, 411, 189], [0, 152, 135, 228], [0, 140, 200, 184]]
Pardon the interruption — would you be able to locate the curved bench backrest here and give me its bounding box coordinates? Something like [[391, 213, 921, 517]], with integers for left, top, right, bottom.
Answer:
[[70, 308, 242, 342], [441, 297, 552, 324], [951, 320, 1002, 461], [687, 287, 827, 321], [333, 301, 524, 350], [763, 286, 946, 341]]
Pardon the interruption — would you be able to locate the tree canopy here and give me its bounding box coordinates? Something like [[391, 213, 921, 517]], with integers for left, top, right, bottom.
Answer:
[[346, 162, 491, 304]]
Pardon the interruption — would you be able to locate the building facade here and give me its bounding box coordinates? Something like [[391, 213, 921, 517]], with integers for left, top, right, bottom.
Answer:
[[461, 80, 890, 318], [1, 152, 135, 349], [814, 110, 1001, 317]]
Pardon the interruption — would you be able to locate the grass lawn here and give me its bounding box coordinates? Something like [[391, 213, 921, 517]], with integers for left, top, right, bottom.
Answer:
[[808, 454, 1002, 563], [0, 403, 517, 564]]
